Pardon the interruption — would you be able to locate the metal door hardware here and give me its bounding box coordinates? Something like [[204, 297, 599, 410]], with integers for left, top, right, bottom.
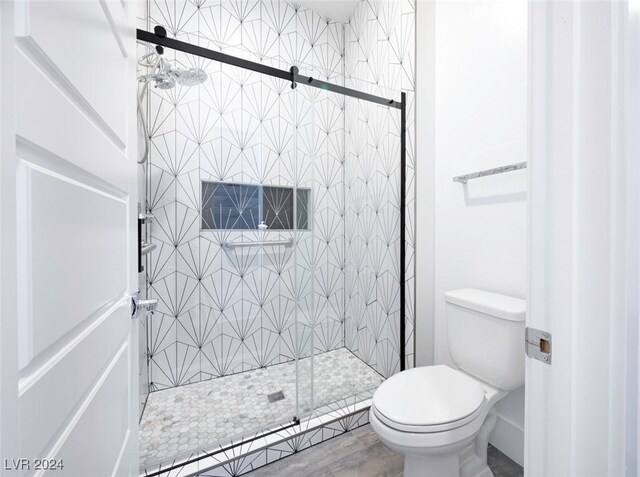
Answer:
[[525, 327, 552, 364]]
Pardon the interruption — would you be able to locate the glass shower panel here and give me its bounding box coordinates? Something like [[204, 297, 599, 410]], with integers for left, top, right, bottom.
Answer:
[[346, 90, 402, 381], [299, 80, 401, 411], [141, 43, 314, 470]]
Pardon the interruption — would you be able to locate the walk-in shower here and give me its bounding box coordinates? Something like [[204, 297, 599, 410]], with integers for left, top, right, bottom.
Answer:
[[136, 5, 412, 473]]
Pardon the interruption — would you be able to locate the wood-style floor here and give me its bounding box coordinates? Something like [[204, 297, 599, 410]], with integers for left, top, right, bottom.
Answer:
[[244, 424, 524, 477]]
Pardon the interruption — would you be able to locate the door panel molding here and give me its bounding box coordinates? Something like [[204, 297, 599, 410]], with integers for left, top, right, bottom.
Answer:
[[18, 296, 128, 395], [20, 318, 130, 460], [16, 37, 126, 150], [17, 0, 129, 143], [17, 160, 128, 365], [37, 339, 130, 475]]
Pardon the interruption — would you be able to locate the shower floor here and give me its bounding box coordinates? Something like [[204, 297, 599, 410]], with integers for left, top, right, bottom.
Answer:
[[139, 348, 384, 470]]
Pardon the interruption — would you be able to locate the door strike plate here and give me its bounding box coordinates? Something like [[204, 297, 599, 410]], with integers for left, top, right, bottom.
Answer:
[[525, 327, 552, 364]]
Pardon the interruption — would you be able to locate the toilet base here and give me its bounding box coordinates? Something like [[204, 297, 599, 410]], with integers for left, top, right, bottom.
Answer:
[[404, 453, 460, 477], [402, 444, 494, 477], [460, 445, 494, 477]]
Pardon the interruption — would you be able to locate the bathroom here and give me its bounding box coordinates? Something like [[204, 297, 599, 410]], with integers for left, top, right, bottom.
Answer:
[[0, 0, 636, 477]]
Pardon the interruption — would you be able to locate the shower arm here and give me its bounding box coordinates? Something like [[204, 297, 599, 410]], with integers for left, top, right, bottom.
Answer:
[[136, 49, 162, 165]]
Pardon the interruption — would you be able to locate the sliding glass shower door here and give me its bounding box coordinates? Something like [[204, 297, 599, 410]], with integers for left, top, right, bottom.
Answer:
[[138, 21, 404, 473], [294, 78, 400, 414], [140, 44, 315, 469]]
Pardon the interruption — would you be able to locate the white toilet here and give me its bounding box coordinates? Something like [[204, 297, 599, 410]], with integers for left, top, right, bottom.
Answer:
[[370, 289, 525, 477]]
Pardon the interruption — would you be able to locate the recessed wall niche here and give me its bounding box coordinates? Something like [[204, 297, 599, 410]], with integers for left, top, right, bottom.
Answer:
[[201, 181, 310, 231]]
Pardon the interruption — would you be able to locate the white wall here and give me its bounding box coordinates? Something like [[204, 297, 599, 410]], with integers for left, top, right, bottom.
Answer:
[[416, 0, 527, 465]]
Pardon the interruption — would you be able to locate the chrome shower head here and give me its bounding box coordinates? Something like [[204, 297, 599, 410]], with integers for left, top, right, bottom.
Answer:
[[175, 67, 208, 86]]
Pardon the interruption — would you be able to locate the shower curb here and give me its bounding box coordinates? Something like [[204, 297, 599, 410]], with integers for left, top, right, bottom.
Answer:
[[141, 398, 372, 477]]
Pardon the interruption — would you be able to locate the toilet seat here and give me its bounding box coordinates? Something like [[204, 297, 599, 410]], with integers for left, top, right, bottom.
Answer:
[[371, 365, 486, 434]]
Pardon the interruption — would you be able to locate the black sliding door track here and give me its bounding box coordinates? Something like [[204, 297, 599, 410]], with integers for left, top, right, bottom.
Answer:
[[137, 28, 403, 109], [137, 25, 407, 371]]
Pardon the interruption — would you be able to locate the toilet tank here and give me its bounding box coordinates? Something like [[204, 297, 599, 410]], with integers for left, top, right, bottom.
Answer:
[[445, 289, 525, 391]]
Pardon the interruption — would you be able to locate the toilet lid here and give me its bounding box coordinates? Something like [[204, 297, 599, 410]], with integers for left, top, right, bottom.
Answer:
[[372, 365, 485, 429]]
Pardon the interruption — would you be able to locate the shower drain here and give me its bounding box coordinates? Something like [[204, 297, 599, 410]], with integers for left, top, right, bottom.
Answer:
[[267, 390, 285, 403]]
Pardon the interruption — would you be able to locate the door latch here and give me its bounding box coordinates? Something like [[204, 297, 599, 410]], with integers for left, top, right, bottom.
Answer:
[[525, 327, 552, 364]]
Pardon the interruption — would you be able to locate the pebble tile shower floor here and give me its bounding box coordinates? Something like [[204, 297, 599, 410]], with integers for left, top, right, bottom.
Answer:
[[139, 348, 384, 470]]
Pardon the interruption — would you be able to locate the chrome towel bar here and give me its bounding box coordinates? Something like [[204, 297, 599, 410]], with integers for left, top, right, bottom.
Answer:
[[453, 162, 527, 184], [222, 238, 294, 249]]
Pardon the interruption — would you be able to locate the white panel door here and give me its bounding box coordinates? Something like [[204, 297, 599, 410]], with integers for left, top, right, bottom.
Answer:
[[525, 1, 630, 476], [1, 0, 138, 476]]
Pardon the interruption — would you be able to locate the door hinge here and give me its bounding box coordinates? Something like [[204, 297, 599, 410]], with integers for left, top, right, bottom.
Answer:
[[525, 327, 552, 364]]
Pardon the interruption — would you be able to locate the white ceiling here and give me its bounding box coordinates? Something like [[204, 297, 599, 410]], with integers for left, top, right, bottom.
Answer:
[[295, 0, 361, 23]]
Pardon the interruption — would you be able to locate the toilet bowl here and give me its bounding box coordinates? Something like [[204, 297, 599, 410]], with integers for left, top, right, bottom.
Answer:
[[370, 289, 526, 477], [370, 365, 506, 477]]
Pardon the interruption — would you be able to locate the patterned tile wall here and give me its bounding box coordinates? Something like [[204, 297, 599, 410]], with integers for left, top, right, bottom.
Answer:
[[140, 0, 415, 392], [141, 0, 346, 391], [343, 0, 416, 375]]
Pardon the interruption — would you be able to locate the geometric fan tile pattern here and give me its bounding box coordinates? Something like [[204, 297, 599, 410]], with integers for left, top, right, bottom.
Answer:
[[142, 0, 347, 394], [139, 0, 415, 472], [344, 0, 416, 374]]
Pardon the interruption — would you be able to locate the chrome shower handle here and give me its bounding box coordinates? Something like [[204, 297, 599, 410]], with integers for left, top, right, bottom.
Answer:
[[131, 293, 159, 318], [137, 299, 158, 313]]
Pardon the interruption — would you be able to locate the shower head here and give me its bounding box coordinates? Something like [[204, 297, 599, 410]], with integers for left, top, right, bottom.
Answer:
[[136, 45, 208, 165], [175, 67, 208, 86]]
